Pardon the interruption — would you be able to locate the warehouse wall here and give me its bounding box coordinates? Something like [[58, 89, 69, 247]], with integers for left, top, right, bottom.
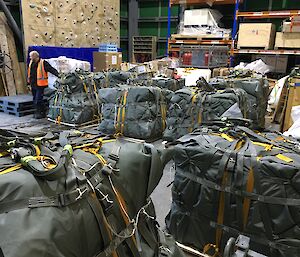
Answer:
[[21, 0, 120, 49]]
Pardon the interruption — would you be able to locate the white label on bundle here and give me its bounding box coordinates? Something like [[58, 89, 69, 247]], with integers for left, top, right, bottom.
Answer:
[[112, 56, 117, 65], [138, 65, 146, 73]]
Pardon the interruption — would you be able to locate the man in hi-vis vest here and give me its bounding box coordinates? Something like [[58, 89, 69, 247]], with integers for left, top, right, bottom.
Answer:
[[27, 51, 59, 119]]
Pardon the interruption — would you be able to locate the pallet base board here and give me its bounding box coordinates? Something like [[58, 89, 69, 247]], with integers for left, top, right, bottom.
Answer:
[[47, 118, 100, 128], [237, 46, 273, 50], [0, 108, 35, 117]]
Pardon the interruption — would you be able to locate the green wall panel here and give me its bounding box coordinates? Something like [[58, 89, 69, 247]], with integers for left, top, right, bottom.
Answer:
[[246, 0, 300, 11], [120, 0, 128, 17], [139, 23, 159, 36], [120, 21, 128, 37], [139, 2, 159, 17]]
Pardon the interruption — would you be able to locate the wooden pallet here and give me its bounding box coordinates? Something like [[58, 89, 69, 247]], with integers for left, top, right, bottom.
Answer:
[[236, 46, 273, 50], [0, 107, 35, 117], [272, 81, 288, 125], [170, 34, 231, 41]]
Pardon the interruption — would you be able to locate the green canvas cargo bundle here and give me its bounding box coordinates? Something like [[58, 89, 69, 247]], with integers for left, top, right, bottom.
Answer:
[[106, 71, 133, 87], [128, 77, 185, 92], [230, 78, 269, 130], [201, 88, 248, 122], [209, 77, 228, 90], [48, 70, 102, 125], [165, 125, 300, 257], [163, 87, 249, 142], [209, 77, 269, 129], [162, 87, 203, 142], [0, 129, 184, 257], [98, 86, 168, 140]]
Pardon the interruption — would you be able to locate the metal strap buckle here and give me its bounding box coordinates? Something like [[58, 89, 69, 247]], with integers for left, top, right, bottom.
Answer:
[[75, 187, 88, 201]]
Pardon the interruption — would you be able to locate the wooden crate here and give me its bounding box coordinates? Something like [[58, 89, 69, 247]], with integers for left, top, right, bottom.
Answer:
[[237, 23, 276, 50], [275, 32, 300, 49], [283, 78, 300, 132]]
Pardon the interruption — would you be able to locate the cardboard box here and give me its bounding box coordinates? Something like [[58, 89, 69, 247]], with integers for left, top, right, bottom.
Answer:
[[93, 52, 122, 71], [183, 9, 221, 27], [252, 55, 288, 73], [238, 23, 276, 50], [282, 21, 300, 33], [212, 67, 230, 77], [275, 32, 300, 49]]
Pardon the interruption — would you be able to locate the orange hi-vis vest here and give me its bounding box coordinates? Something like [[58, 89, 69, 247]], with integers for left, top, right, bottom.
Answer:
[[27, 59, 48, 87]]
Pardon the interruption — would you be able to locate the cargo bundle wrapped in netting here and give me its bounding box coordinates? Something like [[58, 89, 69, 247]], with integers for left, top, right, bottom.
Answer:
[[201, 88, 248, 122], [128, 77, 185, 92], [163, 87, 203, 142], [209, 77, 269, 129], [165, 125, 300, 257], [98, 86, 169, 140], [48, 70, 102, 126], [163, 87, 249, 142], [0, 129, 184, 257], [105, 70, 133, 87]]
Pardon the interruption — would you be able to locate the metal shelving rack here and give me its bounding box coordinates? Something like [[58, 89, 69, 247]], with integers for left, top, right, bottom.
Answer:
[[231, 1, 300, 66], [167, 0, 236, 65], [168, 0, 300, 67]]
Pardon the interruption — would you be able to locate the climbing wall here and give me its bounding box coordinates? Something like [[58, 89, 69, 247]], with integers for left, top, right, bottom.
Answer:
[[21, 0, 120, 48]]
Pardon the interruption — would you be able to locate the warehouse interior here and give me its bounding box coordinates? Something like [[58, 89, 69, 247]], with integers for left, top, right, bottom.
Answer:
[[1, 0, 300, 257]]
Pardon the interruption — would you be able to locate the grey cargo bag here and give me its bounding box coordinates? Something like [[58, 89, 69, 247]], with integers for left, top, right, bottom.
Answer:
[[0, 129, 184, 257], [165, 125, 300, 257], [48, 70, 102, 125], [98, 86, 168, 140]]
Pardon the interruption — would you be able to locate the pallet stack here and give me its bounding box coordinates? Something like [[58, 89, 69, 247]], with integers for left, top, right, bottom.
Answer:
[[0, 13, 27, 97], [0, 95, 39, 117]]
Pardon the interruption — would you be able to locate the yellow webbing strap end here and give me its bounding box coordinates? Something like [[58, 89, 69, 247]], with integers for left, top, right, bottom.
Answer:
[[21, 156, 37, 166], [0, 164, 22, 175], [220, 133, 234, 142], [7, 140, 16, 147], [0, 151, 9, 157], [64, 144, 73, 157], [276, 154, 293, 163]]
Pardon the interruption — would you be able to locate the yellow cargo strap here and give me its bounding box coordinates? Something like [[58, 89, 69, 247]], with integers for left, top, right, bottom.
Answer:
[[113, 187, 138, 248], [0, 164, 22, 175], [161, 103, 167, 131], [188, 92, 198, 133], [120, 91, 128, 135], [215, 139, 244, 249], [215, 169, 229, 249], [34, 145, 41, 157], [0, 151, 9, 157], [276, 154, 293, 163], [203, 244, 221, 257], [115, 91, 128, 134], [91, 192, 119, 257], [243, 168, 254, 230], [82, 147, 107, 166], [220, 133, 234, 142]]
